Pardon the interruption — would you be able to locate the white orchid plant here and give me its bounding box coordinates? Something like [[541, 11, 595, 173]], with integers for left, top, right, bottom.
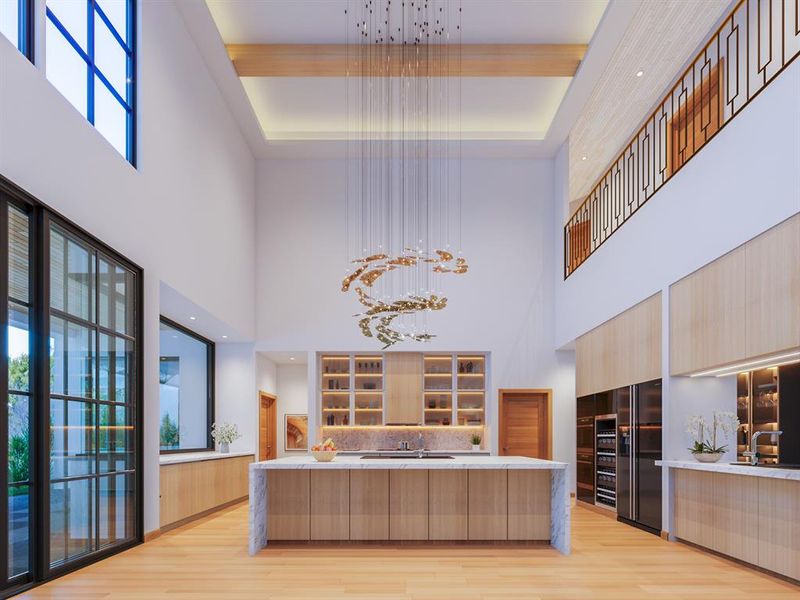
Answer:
[[686, 411, 739, 455], [211, 422, 241, 445]]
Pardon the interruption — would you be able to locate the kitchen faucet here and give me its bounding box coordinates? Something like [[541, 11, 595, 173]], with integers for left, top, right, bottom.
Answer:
[[742, 430, 783, 466]]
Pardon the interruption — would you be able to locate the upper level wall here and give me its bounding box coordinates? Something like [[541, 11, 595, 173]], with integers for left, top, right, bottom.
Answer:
[[555, 60, 800, 348]]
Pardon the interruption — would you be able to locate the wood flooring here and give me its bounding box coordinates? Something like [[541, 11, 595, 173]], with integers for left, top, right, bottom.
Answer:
[[15, 503, 799, 599]]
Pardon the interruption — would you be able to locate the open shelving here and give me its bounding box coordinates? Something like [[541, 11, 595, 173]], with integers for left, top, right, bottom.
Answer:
[[456, 355, 485, 426], [595, 415, 617, 510], [423, 355, 453, 426], [354, 355, 384, 425]]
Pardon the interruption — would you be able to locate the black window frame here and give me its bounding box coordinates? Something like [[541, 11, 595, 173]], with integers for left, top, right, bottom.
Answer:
[[158, 316, 215, 454], [0, 173, 144, 598]]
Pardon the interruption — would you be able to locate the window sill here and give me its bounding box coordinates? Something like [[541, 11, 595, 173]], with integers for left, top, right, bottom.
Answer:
[[159, 451, 253, 466]]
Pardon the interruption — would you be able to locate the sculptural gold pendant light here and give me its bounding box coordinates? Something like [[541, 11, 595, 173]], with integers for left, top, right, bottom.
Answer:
[[342, 0, 468, 348]]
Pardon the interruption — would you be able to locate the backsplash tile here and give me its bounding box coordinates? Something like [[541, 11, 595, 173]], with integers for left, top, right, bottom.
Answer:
[[319, 427, 485, 451]]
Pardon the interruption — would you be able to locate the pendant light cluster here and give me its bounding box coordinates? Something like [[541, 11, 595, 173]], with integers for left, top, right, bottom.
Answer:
[[341, 0, 468, 348]]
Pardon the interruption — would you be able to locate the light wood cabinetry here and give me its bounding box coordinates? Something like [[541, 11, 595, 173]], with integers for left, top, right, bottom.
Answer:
[[468, 470, 508, 540], [310, 470, 350, 540], [159, 455, 253, 529], [507, 470, 551, 540], [745, 215, 800, 358], [670, 214, 800, 375], [384, 352, 423, 424], [389, 470, 429, 540], [575, 293, 662, 397], [267, 470, 310, 540], [673, 469, 799, 581], [350, 470, 390, 540], [428, 470, 468, 540]]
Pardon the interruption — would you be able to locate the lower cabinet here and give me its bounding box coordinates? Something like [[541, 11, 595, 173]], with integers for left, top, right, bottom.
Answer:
[[265, 469, 552, 543], [673, 470, 800, 580]]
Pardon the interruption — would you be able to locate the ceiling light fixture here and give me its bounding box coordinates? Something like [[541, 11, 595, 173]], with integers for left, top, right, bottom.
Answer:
[[636, 70, 644, 77], [222, 335, 228, 339], [341, 0, 468, 349], [689, 351, 800, 377], [581, 156, 587, 161], [189, 316, 196, 321], [289, 357, 295, 361]]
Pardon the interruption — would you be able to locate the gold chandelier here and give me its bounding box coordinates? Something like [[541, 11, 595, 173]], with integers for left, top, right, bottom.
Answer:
[[342, 0, 467, 348]]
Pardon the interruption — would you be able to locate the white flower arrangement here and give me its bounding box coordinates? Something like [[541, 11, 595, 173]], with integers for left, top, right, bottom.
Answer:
[[686, 411, 739, 454], [211, 422, 241, 445]]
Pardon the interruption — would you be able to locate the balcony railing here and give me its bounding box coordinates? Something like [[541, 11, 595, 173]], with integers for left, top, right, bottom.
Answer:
[[564, 0, 800, 278]]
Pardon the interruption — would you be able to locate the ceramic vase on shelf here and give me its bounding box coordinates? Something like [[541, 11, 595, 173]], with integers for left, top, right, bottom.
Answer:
[[693, 451, 723, 463], [219, 442, 230, 454], [472, 444, 481, 452]]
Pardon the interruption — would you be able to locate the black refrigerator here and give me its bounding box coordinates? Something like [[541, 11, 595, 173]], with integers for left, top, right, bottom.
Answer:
[[616, 379, 662, 533]]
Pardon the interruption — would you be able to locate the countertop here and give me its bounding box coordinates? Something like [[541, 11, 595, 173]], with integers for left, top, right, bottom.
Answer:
[[657, 459, 800, 480], [160, 451, 254, 466], [337, 450, 491, 456], [251, 455, 567, 470]]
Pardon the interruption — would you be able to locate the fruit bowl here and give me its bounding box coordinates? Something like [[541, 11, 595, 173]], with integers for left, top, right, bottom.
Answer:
[[311, 450, 337, 462]]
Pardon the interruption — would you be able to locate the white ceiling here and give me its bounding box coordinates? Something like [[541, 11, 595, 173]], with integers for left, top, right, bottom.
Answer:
[[201, 0, 610, 149]]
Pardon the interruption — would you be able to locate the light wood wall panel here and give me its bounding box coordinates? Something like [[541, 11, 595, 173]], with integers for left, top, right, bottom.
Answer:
[[384, 352, 423, 424], [670, 246, 746, 375], [576, 293, 662, 396], [428, 470, 468, 540], [267, 470, 310, 540], [745, 214, 800, 358], [350, 470, 389, 540], [389, 470, 429, 540], [507, 470, 551, 541], [159, 455, 252, 528], [712, 473, 758, 564], [310, 470, 350, 540], [468, 470, 508, 541], [670, 214, 800, 375]]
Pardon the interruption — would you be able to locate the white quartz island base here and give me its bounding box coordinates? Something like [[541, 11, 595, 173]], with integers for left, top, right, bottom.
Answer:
[[249, 455, 569, 556]]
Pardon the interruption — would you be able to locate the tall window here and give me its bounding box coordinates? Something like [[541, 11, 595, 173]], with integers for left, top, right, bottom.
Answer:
[[159, 319, 214, 453], [0, 0, 31, 58], [1, 177, 142, 595], [45, 0, 135, 163]]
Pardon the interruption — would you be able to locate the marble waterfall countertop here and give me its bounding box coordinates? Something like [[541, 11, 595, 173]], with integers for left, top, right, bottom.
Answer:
[[657, 460, 800, 480], [251, 455, 568, 470]]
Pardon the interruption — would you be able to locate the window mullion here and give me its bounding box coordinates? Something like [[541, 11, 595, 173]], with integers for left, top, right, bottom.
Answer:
[[86, 0, 95, 125]]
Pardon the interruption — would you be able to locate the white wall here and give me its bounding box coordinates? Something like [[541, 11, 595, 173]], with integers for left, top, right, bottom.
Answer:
[[256, 353, 278, 396], [215, 343, 257, 455], [276, 364, 310, 457], [255, 158, 577, 486], [0, 1, 257, 533]]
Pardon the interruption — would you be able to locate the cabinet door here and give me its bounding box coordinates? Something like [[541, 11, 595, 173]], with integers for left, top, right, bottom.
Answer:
[[384, 352, 423, 424], [670, 246, 746, 375], [745, 214, 800, 358]]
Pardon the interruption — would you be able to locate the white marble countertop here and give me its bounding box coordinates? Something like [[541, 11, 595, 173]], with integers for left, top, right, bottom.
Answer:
[[251, 455, 567, 470], [337, 450, 491, 456], [657, 460, 800, 480], [160, 451, 254, 466]]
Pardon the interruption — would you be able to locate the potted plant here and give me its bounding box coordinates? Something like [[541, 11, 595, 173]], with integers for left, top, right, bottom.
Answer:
[[470, 434, 482, 452], [211, 422, 241, 454], [686, 411, 739, 463]]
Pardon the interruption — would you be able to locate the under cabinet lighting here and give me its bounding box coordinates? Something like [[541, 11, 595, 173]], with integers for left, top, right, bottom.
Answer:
[[688, 351, 800, 377]]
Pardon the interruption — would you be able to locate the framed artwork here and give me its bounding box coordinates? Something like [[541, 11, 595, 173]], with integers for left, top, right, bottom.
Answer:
[[284, 414, 308, 451]]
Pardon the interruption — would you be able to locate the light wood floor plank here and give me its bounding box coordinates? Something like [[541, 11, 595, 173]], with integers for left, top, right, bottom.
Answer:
[[14, 504, 799, 599]]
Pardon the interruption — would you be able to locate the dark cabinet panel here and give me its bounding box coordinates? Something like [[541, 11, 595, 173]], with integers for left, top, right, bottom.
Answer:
[[778, 363, 800, 465]]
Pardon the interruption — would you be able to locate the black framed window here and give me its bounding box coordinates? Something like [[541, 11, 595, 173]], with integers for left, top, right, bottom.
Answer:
[[45, 0, 136, 163], [0, 0, 33, 59], [159, 318, 214, 453], [0, 175, 143, 596]]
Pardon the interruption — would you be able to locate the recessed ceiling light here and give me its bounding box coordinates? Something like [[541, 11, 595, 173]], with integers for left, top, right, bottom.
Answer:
[[581, 156, 587, 161], [636, 70, 644, 77], [289, 357, 295, 361], [189, 316, 196, 321], [222, 335, 228, 339]]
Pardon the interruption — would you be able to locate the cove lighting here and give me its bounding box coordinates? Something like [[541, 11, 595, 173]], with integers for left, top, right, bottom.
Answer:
[[688, 351, 800, 377]]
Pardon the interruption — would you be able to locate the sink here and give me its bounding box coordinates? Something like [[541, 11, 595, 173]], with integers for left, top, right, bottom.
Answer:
[[360, 453, 454, 460], [729, 463, 800, 470]]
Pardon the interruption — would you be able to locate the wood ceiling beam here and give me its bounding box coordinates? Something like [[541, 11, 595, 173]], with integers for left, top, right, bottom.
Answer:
[[226, 44, 587, 78]]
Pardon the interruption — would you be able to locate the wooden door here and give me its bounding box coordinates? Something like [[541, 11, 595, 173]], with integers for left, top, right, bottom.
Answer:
[[499, 389, 551, 458], [259, 391, 277, 461]]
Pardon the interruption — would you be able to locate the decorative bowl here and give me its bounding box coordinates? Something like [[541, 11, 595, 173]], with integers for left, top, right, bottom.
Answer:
[[312, 450, 338, 462], [693, 452, 724, 463]]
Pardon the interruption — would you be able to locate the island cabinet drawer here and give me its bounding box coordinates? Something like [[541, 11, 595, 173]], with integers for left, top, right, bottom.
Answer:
[[267, 471, 310, 540], [429, 471, 468, 540], [389, 471, 429, 540], [350, 470, 390, 540], [310, 470, 350, 540], [468, 470, 508, 540]]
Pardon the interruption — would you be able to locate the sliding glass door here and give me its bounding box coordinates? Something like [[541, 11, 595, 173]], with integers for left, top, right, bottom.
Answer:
[[1, 179, 142, 595]]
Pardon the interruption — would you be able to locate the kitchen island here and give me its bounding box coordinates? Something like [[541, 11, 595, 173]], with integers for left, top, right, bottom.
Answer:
[[249, 455, 569, 555]]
